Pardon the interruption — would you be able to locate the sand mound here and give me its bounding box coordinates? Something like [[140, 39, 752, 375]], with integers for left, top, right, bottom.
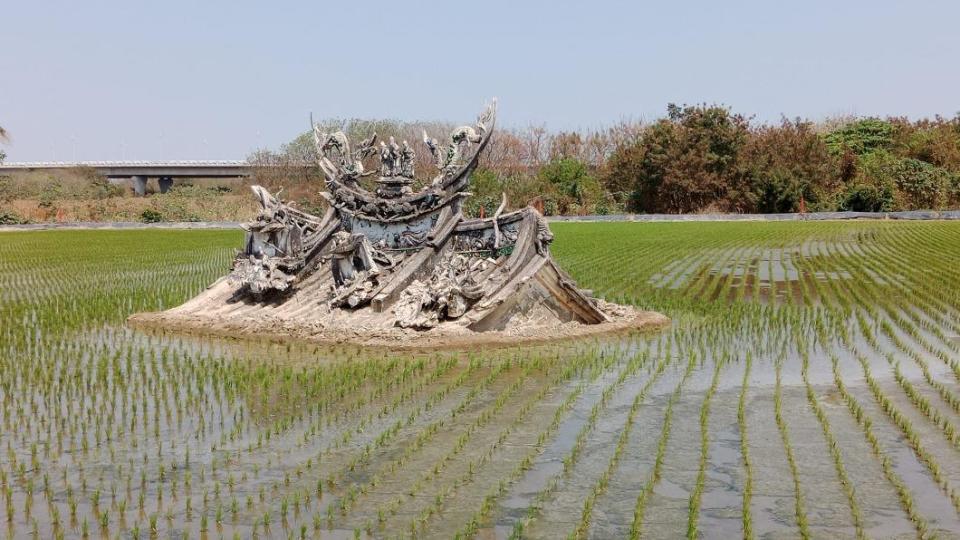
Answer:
[[128, 300, 668, 351]]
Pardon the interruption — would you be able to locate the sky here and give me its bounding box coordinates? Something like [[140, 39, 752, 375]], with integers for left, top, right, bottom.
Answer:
[[1, 0, 958, 162]]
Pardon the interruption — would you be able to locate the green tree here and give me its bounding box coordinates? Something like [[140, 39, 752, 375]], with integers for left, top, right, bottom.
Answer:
[[537, 157, 602, 214], [740, 118, 841, 213], [0, 125, 7, 163], [823, 118, 895, 156], [838, 184, 894, 212], [462, 169, 503, 217], [606, 104, 750, 213]]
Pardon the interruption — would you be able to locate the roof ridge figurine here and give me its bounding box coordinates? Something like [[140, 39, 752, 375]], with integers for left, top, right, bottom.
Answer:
[[137, 101, 668, 341]]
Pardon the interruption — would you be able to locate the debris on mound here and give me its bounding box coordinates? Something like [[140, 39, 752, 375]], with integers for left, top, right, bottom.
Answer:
[[130, 101, 668, 347]]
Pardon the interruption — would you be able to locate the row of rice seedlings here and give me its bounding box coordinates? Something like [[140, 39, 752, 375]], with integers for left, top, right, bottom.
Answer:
[[517, 338, 674, 537], [891, 358, 960, 449], [3, 324, 480, 536], [200, 359, 492, 536], [266, 355, 445, 452], [683, 235, 750, 302], [685, 349, 725, 539], [865, 238, 960, 352], [877, 319, 960, 418], [862, 223, 960, 328], [731, 235, 778, 305], [568, 346, 669, 539], [737, 351, 754, 540], [829, 234, 960, 382], [315, 357, 517, 524], [455, 344, 632, 538], [454, 355, 607, 539], [805, 240, 960, 451], [337, 354, 548, 530], [402, 348, 629, 536], [615, 223, 734, 308], [628, 348, 699, 539], [837, 275, 960, 452], [801, 249, 933, 536], [829, 355, 929, 537], [230, 355, 473, 475], [848, 340, 960, 513], [888, 224, 960, 326], [773, 338, 811, 539], [866, 319, 960, 450], [319, 356, 488, 477], [832, 236, 960, 372], [798, 333, 866, 539]]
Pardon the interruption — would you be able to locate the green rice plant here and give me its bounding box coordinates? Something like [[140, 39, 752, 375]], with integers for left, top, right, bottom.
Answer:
[[830, 355, 928, 537], [569, 349, 666, 539], [687, 353, 723, 539], [454, 346, 635, 537], [629, 349, 698, 539], [797, 341, 865, 539], [738, 352, 754, 540], [5, 223, 960, 538], [374, 360, 551, 531], [853, 346, 960, 513], [773, 351, 810, 539]]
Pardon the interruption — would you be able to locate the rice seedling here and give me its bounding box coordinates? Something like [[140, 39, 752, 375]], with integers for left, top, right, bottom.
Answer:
[[686, 351, 724, 539], [629, 349, 698, 539], [3, 222, 960, 537], [737, 351, 754, 540]]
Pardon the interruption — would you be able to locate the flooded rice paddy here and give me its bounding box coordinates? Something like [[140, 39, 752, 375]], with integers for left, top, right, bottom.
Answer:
[[2, 222, 960, 539]]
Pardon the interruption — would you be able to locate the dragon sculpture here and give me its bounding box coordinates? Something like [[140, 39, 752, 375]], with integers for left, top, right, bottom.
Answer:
[[165, 101, 610, 331]]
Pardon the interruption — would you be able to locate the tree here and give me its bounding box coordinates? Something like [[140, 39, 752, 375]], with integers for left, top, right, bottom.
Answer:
[[0, 125, 7, 163], [538, 157, 603, 214], [823, 118, 895, 156], [606, 104, 750, 213], [740, 118, 841, 213]]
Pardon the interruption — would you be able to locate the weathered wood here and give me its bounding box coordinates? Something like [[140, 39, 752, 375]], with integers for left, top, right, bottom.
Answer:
[[166, 101, 619, 335], [370, 207, 460, 312]]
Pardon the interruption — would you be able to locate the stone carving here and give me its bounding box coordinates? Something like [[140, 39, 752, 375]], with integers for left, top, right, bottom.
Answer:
[[394, 253, 488, 329], [324, 231, 394, 308], [208, 101, 613, 332], [230, 185, 303, 294], [423, 105, 493, 184], [315, 128, 378, 186], [399, 140, 415, 179], [378, 137, 400, 178]]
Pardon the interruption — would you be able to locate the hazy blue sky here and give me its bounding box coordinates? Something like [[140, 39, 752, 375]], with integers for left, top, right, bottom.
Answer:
[[1, 0, 958, 161]]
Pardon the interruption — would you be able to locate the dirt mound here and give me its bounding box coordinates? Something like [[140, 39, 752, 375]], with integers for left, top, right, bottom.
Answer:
[[128, 300, 668, 351]]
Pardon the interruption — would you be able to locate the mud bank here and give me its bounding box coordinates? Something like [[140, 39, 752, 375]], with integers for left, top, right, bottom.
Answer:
[[128, 301, 669, 351]]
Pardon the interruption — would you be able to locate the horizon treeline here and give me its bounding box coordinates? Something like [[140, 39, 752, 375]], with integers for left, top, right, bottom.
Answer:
[[249, 105, 960, 216]]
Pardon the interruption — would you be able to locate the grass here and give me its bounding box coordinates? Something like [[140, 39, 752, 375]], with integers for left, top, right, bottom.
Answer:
[[2, 221, 960, 537]]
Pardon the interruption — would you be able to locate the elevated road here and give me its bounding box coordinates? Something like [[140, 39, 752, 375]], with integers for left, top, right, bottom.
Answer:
[[0, 160, 281, 195], [0, 160, 252, 178]]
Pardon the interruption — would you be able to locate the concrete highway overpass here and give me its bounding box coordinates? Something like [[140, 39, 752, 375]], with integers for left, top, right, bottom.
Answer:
[[0, 161, 255, 195]]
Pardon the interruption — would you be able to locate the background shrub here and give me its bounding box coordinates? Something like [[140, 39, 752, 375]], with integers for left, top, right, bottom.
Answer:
[[839, 184, 895, 212], [0, 210, 28, 225], [140, 209, 164, 223], [824, 118, 895, 156]]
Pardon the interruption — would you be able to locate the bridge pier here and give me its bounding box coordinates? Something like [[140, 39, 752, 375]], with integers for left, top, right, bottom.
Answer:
[[158, 176, 174, 193], [132, 175, 148, 196]]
